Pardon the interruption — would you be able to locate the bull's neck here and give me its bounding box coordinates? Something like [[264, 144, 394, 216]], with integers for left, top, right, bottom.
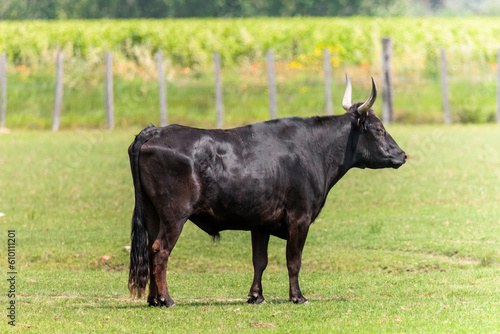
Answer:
[[315, 113, 358, 191]]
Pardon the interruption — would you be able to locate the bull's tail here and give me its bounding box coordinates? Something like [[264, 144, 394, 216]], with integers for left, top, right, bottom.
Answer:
[[128, 125, 159, 298]]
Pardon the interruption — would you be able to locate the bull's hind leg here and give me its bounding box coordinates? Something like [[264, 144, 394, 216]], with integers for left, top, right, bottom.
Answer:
[[139, 147, 199, 307], [248, 231, 270, 304], [148, 217, 185, 307]]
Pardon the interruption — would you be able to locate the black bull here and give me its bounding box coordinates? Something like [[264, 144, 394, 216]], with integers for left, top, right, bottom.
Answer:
[[128, 74, 406, 307]]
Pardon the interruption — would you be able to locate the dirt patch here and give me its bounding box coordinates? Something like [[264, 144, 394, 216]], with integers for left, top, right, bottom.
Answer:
[[251, 322, 278, 328]]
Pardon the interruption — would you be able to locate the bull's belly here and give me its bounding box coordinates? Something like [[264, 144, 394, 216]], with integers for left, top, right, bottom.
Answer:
[[189, 212, 288, 239]]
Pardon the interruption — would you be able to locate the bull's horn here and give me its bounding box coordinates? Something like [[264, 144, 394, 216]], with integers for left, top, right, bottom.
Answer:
[[357, 77, 377, 115], [342, 71, 352, 111]]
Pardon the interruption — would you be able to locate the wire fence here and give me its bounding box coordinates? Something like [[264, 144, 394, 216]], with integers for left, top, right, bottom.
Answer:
[[1, 38, 500, 130]]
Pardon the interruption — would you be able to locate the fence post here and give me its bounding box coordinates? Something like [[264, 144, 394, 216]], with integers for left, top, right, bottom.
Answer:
[[497, 49, 500, 124], [0, 53, 6, 128], [266, 50, 277, 119], [213, 51, 224, 128], [440, 48, 451, 124], [105, 52, 114, 130], [156, 51, 168, 127], [52, 51, 64, 132], [381, 37, 393, 124], [323, 48, 333, 115]]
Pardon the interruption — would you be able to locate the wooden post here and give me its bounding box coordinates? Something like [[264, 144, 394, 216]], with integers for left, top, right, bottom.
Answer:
[[440, 48, 451, 124], [105, 52, 114, 130], [266, 50, 277, 119], [497, 49, 500, 124], [52, 51, 64, 132], [0, 53, 6, 128], [213, 51, 224, 128], [323, 48, 333, 115], [381, 37, 393, 124], [156, 51, 168, 127]]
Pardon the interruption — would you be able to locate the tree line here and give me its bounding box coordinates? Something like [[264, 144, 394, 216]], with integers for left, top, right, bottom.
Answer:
[[0, 0, 455, 19]]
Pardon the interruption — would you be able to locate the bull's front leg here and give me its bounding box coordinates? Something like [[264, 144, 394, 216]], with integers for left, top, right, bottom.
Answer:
[[286, 222, 310, 304], [248, 231, 270, 304]]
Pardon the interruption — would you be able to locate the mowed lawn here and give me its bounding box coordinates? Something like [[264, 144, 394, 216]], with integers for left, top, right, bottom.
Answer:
[[0, 124, 499, 332]]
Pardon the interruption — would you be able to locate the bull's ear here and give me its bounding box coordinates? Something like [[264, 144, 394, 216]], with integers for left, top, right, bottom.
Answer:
[[357, 77, 377, 116], [342, 71, 352, 111]]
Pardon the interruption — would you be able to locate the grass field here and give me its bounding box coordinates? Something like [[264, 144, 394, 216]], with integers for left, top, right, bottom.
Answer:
[[4, 64, 498, 130], [0, 124, 499, 332]]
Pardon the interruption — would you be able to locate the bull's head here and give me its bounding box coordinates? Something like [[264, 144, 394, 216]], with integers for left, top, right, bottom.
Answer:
[[342, 72, 406, 169]]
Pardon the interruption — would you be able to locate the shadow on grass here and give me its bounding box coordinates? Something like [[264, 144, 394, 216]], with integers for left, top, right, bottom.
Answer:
[[66, 295, 340, 310]]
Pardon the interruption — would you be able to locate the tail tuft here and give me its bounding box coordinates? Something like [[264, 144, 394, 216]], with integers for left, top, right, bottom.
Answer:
[[211, 232, 221, 243]]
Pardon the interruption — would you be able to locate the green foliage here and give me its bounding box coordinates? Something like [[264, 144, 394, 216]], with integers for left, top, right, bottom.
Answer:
[[0, 18, 499, 129], [1, 18, 499, 68]]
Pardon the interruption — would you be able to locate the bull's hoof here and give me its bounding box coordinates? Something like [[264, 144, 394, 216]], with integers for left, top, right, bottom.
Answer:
[[290, 296, 309, 304], [247, 295, 266, 304], [148, 296, 176, 307]]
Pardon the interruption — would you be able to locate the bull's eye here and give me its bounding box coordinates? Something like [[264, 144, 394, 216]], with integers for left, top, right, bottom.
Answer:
[[376, 127, 385, 135]]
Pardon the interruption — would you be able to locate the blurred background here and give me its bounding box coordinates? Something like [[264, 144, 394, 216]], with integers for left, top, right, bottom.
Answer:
[[2, 5, 500, 331], [1, 0, 499, 129]]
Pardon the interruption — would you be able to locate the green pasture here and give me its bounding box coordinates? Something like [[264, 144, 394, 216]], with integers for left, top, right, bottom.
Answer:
[[0, 124, 499, 332], [4, 65, 498, 130]]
